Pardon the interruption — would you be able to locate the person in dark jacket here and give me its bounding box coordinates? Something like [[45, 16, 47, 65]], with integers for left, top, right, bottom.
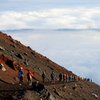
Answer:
[[59, 73, 63, 82], [42, 72, 46, 82]]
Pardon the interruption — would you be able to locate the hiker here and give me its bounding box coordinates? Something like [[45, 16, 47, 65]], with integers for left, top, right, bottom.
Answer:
[[42, 72, 46, 82], [59, 73, 63, 82], [51, 71, 56, 83], [75, 75, 78, 81], [18, 67, 24, 85], [63, 73, 66, 82], [69, 75, 72, 81], [72, 75, 74, 81], [66, 74, 69, 82], [27, 70, 33, 85]]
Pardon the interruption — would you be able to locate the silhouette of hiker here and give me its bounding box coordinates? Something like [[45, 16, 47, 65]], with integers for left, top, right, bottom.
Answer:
[[42, 72, 46, 82], [27, 70, 33, 85], [59, 73, 63, 82], [18, 67, 24, 85]]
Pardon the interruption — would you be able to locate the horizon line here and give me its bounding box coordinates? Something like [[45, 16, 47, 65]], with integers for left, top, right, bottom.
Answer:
[[1, 28, 100, 32]]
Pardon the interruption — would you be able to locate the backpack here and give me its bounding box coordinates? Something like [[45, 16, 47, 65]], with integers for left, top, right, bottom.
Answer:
[[42, 73, 46, 78], [18, 71, 22, 78], [18, 69, 23, 78]]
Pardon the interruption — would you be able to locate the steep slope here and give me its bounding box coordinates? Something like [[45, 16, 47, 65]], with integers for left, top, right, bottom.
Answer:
[[0, 31, 74, 83]]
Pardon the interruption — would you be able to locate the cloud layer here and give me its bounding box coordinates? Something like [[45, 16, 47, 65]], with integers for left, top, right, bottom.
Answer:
[[0, 7, 100, 30]]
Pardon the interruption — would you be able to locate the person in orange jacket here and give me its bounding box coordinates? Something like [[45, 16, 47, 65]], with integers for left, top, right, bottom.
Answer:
[[27, 70, 33, 85], [63, 74, 66, 82]]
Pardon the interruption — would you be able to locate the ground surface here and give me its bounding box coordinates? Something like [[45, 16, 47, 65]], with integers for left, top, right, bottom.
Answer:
[[0, 80, 100, 100]]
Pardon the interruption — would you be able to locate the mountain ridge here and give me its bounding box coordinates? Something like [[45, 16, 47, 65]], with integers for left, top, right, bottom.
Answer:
[[1, 28, 100, 33]]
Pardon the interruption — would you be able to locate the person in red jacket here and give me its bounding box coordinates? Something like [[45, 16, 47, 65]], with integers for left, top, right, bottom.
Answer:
[[63, 74, 66, 82], [27, 70, 33, 85]]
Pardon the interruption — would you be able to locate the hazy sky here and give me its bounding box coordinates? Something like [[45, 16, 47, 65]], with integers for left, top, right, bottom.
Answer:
[[0, 0, 100, 85]]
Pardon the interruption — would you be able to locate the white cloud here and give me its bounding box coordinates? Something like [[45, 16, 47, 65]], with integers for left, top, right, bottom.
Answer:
[[0, 7, 100, 30], [28, 34, 46, 40]]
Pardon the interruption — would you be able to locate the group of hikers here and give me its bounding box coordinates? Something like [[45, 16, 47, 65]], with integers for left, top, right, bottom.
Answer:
[[42, 71, 92, 83], [18, 67, 92, 85], [18, 67, 33, 85]]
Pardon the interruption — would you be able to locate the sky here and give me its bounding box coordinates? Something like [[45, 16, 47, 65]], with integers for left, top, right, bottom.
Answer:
[[0, 0, 100, 85]]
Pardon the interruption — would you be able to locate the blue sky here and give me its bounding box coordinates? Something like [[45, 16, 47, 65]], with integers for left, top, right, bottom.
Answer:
[[0, 0, 100, 85]]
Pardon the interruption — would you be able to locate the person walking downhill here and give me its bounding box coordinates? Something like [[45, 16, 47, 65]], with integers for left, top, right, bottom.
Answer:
[[27, 70, 33, 85], [42, 72, 46, 82], [18, 67, 24, 85]]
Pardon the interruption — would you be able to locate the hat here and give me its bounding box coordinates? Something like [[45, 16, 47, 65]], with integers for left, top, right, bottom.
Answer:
[[20, 67, 23, 69]]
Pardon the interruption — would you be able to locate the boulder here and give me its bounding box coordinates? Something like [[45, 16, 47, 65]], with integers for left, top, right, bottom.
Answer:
[[10, 44, 16, 48], [32, 81, 55, 100], [0, 63, 6, 71], [16, 53, 24, 59], [0, 46, 5, 51]]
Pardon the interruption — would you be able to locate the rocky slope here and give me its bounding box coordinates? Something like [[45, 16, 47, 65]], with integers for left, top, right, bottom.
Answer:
[[0, 31, 100, 100]]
